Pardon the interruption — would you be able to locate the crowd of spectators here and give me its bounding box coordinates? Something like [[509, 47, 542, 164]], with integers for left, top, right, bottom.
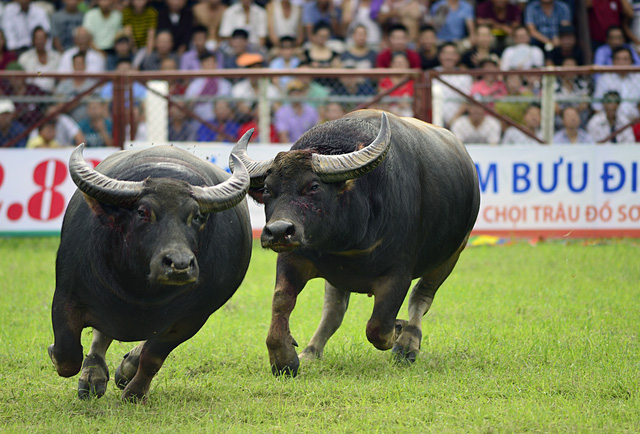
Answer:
[[1, 0, 640, 147]]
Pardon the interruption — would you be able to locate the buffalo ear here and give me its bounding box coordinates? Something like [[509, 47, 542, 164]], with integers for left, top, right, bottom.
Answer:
[[82, 194, 123, 228], [248, 187, 265, 204]]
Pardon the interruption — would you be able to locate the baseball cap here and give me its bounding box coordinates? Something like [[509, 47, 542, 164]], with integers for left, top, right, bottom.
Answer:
[[0, 99, 16, 114], [236, 52, 264, 67]]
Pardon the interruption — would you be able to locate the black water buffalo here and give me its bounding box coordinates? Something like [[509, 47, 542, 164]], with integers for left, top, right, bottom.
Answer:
[[48, 144, 252, 401], [231, 109, 480, 376]]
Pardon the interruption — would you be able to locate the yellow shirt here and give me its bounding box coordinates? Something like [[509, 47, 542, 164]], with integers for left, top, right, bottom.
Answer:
[[26, 136, 62, 149]]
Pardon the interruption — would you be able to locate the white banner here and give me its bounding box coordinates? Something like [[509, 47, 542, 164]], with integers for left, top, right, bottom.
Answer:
[[1, 144, 639, 237]]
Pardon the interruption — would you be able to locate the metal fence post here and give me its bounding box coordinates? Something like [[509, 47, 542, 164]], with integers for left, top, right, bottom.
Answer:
[[258, 77, 270, 144], [541, 73, 555, 144]]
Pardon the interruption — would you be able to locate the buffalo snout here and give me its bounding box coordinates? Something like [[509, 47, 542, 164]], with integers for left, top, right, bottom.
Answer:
[[151, 248, 198, 285], [262, 220, 300, 252]]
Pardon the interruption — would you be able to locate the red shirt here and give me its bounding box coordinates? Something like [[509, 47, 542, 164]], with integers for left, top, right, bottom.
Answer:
[[588, 0, 623, 44], [376, 49, 422, 69], [379, 77, 415, 97]]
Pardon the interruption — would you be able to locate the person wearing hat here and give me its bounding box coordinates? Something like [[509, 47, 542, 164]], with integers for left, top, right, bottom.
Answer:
[[274, 79, 318, 143], [0, 99, 28, 148], [231, 52, 281, 122], [586, 90, 636, 143]]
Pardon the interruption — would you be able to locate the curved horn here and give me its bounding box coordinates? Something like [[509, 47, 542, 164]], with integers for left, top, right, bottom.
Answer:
[[311, 112, 392, 183], [69, 143, 145, 207], [229, 128, 273, 186], [192, 154, 250, 214]]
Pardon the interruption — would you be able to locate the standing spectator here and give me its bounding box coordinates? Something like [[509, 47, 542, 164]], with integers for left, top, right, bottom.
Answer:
[[18, 27, 61, 93], [375, 23, 421, 69], [168, 101, 199, 141], [500, 25, 545, 71], [274, 79, 319, 143], [432, 42, 473, 127], [341, 0, 382, 48], [501, 103, 543, 145], [524, 0, 572, 51], [545, 24, 585, 65], [430, 0, 476, 46], [266, 0, 303, 48], [470, 57, 507, 106], [51, 0, 85, 53], [122, 0, 158, 54], [27, 120, 62, 148], [0, 99, 27, 148], [138, 30, 180, 71], [586, 90, 636, 143], [587, 0, 634, 49], [82, 0, 123, 53], [378, 52, 415, 117], [302, 0, 343, 42], [593, 25, 640, 66], [157, 0, 194, 56], [58, 27, 107, 73], [0, 29, 18, 70], [184, 51, 232, 120], [105, 34, 134, 70], [55, 53, 97, 123], [180, 25, 209, 70], [196, 99, 241, 142], [476, 0, 522, 53], [269, 36, 302, 91], [192, 0, 227, 51], [460, 24, 500, 69], [1, 0, 50, 54], [376, 0, 425, 44], [593, 46, 640, 119], [78, 99, 113, 147], [450, 103, 502, 145], [218, 0, 268, 48], [417, 24, 440, 70], [553, 106, 594, 144]]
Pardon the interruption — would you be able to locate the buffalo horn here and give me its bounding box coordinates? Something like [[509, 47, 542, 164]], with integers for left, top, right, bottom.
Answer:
[[192, 154, 250, 213], [311, 112, 391, 183], [228, 128, 273, 186], [69, 143, 145, 208]]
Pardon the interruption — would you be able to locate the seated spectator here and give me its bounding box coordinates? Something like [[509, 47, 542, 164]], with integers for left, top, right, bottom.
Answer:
[[0, 99, 27, 148], [430, 0, 476, 46], [274, 79, 319, 143], [27, 120, 62, 148], [553, 106, 594, 144], [1, 0, 50, 54], [193, 0, 227, 51], [501, 104, 543, 145], [237, 106, 280, 143], [100, 58, 148, 104], [231, 53, 281, 122], [160, 57, 188, 95], [332, 66, 376, 100], [470, 57, 507, 106], [320, 101, 345, 123], [450, 103, 502, 145], [376, 0, 425, 44], [495, 74, 535, 127], [588, 0, 634, 50], [157, 0, 194, 56], [78, 99, 113, 147], [138, 30, 180, 71], [524, 0, 571, 50], [219, 28, 264, 71], [18, 27, 61, 93], [586, 90, 636, 143], [341, 25, 378, 70], [219, 0, 268, 47], [185, 51, 232, 120], [51, 0, 85, 53], [301, 21, 342, 68], [554, 57, 591, 129], [180, 25, 209, 70], [302, 0, 343, 43], [476, 0, 522, 53], [417, 24, 440, 70], [41, 103, 86, 146], [269, 36, 302, 91], [1, 62, 46, 128], [106, 34, 135, 71], [58, 27, 107, 73], [378, 52, 415, 117], [593, 46, 640, 119], [432, 42, 473, 127], [500, 25, 545, 71], [196, 99, 241, 142], [593, 25, 640, 66], [341, 0, 382, 49], [168, 101, 199, 141], [375, 23, 421, 69], [82, 0, 123, 53], [545, 24, 585, 66], [267, 0, 304, 48], [0, 29, 18, 70], [55, 53, 98, 123], [294, 64, 330, 108], [460, 24, 500, 69], [122, 0, 158, 54]]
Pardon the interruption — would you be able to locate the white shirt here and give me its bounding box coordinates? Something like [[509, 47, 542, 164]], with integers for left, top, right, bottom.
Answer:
[[500, 43, 544, 71], [1, 3, 51, 51], [57, 47, 106, 73], [501, 126, 543, 145], [450, 115, 502, 145], [185, 77, 232, 120], [593, 73, 640, 120], [432, 70, 473, 127], [586, 111, 636, 144], [271, 0, 302, 40], [218, 3, 268, 46], [18, 48, 61, 92]]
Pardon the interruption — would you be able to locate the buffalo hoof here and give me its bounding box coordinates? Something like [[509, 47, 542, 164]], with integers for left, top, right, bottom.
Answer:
[[121, 387, 148, 404], [77, 354, 110, 399], [391, 344, 417, 365], [114, 350, 139, 390], [48, 344, 82, 378], [298, 345, 322, 362], [271, 358, 299, 377]]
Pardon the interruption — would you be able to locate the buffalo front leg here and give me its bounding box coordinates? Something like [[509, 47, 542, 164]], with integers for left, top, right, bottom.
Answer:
[[392, 236, 469, 363], [365, 275, 411, 352], [78, 329, 113, 399], [48, 293, 84, 378], [266, 254, 316, 377], [299, 282, 350, 362], [114, 342, 144, 390]]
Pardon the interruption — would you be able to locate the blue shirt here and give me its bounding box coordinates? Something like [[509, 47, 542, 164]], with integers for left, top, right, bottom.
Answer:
[[302, 2, 342, 33], [196, 120, 241, 143], [524, 1, 572, 41], [0, 120, 27, 147], [78, 118, 113, 147], [430, 0, 474, 42], [593, 43, 640, 66], [552, 128, 593, 144], [274, 104, 319, 143]]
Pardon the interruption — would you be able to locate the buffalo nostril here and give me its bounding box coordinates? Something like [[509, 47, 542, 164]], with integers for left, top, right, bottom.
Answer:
[[264, 220, 296, 242], [284, 225, 295, 239], [163, 252, 194, 271]]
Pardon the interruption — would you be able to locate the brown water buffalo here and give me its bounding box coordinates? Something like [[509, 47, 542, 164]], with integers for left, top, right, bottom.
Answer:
[[232, 109, 480, 376]]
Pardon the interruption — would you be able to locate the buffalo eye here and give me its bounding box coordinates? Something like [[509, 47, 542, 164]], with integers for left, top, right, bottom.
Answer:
[[192, 212, 207, 226], [137, 206, 151, 222], [304, 183, 320, 195]]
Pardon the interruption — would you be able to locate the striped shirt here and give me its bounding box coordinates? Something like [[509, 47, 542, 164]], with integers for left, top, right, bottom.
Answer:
[[122, 6, 158, 49]]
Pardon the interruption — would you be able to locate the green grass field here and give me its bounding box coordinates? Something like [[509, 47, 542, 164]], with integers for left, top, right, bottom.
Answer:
[[1, 237, 639, 432]]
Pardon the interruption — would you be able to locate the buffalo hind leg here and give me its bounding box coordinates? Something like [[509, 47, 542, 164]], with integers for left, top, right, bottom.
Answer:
[[299, 282, 350, 362], [365, 275, 412, 352], [78, 329, 113, 399], [114, 342, 144, 390], [392, 236, 470, 363]]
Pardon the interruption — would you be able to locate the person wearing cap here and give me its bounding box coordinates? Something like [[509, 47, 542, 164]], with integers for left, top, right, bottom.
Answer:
[[274, 79, 319, 143], [57, 27, 107, 73], [586, 90, 636, 143], [545, 24, 585, 66], [0, 99, 28, 148], [218, 0, 267, 47]]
